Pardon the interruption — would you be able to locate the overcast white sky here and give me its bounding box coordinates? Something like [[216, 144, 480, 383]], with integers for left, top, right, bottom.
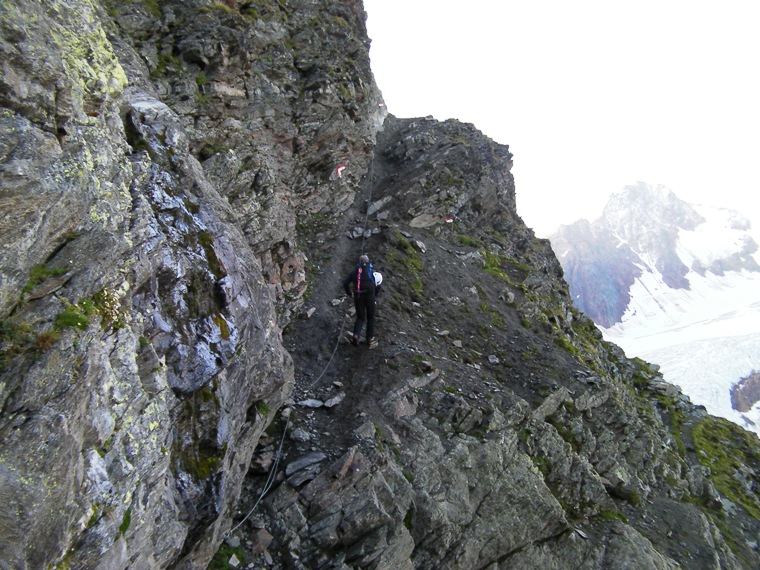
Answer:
[[364, 0, 760, 237]]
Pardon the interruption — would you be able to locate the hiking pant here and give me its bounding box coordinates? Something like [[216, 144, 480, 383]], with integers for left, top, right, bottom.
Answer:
[[353, 291, 376, 340]]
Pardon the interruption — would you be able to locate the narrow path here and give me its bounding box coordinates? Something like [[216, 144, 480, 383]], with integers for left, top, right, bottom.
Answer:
[[282, 141, 395, 453]]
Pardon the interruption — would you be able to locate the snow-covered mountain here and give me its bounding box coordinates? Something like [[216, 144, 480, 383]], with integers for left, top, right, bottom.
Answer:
[[550, 182, 760, 434]]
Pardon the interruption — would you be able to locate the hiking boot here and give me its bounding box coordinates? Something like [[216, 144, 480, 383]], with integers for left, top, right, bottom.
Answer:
[[368, 337, 378, 349], [345, 332, 359, 346]]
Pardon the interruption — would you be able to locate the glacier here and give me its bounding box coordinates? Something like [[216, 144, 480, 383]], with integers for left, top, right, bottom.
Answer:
[[601, 203, 760, 435]]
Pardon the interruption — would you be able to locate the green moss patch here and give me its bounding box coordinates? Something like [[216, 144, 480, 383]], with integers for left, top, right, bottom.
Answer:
[[182, 449, 221, 480], [34, 330, 61, 353], [198, 143, 230, 161], [151, 53, 181, 79], [140, 0, 162, 18], [209, 542, 247, 569], [693, 416, 760, 519], [54, 309, 89, 331], [596, 509, 628, 523], [198, 232, 227, 280], [93, 287, 125, 330], [22, 264, 69, 295], [457, 234, 482, 248], [480, 248, 525, 290], [388, 232, 424, 301], [0, 320, 34, 369], [212, 313, 231, 340], [118, 507, 132, 536], [173, 388, 224, 482]]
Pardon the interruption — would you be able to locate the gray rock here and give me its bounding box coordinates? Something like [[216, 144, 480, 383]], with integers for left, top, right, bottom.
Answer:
[[500, 288, 516, 303], [0, 0, 383, 566], [298, 399, 325, 408], [285, 452, 328, 476], [288, 464, 323, 487], [290, 428, 312, 443], [250, 528, 274, 555], [410, 214, 439, 228], [354, 421, 377, 440], [367, 196, 393, 216], [324, 392, 346, 408]]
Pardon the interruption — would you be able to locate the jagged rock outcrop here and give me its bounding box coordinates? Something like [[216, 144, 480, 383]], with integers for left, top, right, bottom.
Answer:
[[1, 2, 759, 570], [245, 115, 759, 569], [549, 218, 642, 328], [550, 182, 760, 435], [732, 372, 760, 413]]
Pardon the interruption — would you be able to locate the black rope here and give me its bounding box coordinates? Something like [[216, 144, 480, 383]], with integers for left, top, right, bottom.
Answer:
[[226, 155, 379, 536], [304, 312, 349, 390], [225, 412, 291, 537]]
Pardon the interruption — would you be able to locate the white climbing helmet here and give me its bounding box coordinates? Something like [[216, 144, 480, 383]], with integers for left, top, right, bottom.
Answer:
[[373, 271, 383, 286]]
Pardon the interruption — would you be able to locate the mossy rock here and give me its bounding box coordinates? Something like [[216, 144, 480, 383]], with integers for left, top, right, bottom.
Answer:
[[693, 416, 760, 519]]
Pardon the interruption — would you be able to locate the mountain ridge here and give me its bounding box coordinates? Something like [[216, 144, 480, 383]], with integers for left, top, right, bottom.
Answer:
[[551, 181, 760, 327], [552, 181, 760, 435], [1, 2, 759, 568]]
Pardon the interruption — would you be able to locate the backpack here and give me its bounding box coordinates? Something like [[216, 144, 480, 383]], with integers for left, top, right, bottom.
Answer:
[[356, 261, 376, 294]]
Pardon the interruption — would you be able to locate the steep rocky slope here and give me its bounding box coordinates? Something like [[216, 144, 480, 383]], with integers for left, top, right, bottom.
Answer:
[[0, 2, 759, 569], [236, 116, 760, 569]]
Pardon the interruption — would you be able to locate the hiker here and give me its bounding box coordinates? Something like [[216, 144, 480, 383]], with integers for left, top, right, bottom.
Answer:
[[342, 254, 381, 348]]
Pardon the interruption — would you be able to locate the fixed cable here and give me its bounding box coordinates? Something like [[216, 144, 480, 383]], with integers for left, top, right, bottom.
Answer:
[[227, 156, 379, 535], [304, 311, 349, 390], [226, 411, 291, 537]]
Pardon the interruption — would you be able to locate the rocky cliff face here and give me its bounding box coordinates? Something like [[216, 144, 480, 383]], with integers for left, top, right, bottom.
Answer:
[[1, 0, 379, 567], [1, 2, 759, 570]]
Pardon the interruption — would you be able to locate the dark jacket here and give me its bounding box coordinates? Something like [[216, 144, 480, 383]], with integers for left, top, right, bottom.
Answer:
[[342, 262, 379, 297]]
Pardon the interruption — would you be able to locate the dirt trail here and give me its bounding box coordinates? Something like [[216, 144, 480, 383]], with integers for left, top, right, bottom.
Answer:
[[283, 136, 399, 454]]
